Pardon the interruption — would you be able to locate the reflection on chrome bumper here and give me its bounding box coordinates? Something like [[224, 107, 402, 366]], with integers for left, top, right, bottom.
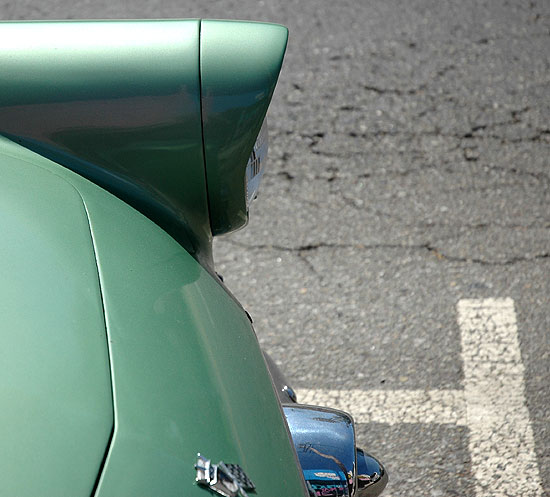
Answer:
[[284, 405, 388, 497]]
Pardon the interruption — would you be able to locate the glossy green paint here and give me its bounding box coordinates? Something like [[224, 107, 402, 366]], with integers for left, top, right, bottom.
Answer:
[[0, 20, 213, 266], [0, 19, 289, 262], [201, 20, 288, 235], [0, 137, 113, 496], [0, 137, 307, 496], [80, 165, 307, 497]]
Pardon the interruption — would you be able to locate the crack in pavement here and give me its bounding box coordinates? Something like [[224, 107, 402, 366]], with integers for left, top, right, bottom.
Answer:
[[362, 64, 456, 96], [419, 220, 550, 230], [482, 164, 550, 185], [305, 128, 550, 161], [296, 106, 548, 162], [476, 129, 550, 143], [426, 246, 550, 266], [274, 160, 550, 186], [462, 107, 531, 138], [223, 239, 550, 267]]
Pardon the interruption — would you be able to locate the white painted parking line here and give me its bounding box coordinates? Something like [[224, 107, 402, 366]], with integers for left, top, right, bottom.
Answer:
[[296, 297, 543, 496], [296, 388, 466, 425], [457, 298, 543, 496]]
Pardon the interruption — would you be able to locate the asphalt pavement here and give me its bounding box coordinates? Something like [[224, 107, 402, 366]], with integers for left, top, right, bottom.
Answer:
[[3, 1, 549, 496]]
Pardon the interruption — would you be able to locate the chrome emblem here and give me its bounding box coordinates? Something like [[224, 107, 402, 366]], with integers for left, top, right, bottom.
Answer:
[[195, 454, 255, 497]]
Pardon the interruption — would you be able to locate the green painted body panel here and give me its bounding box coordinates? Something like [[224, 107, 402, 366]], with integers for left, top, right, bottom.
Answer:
[[201, 20, 288, 235], [0, 20, 212, 266], [80, 163, 307, 497], [0, 137, 113, 496], [0, 137, 306, 496], [0, 20, 289, 252]]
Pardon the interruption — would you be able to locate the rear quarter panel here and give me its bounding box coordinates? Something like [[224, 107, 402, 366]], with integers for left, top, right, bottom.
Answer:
[[0, 137, 306, 496]]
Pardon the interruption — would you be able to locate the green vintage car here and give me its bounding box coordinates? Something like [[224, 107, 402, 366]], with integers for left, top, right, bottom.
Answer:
[[0, 19, 386, 497]]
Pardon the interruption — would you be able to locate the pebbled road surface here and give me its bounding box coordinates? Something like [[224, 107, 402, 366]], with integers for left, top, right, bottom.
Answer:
[[3, 1, 549, 495]]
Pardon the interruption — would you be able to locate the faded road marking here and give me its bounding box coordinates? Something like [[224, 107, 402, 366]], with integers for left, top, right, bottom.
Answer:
[[296, 298, 543, 496], [457, 298, 543, 496], [296, 388, 466, 425]]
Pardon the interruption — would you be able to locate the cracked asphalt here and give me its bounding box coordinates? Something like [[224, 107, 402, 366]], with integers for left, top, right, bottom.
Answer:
[[4, 1, 549, 495]]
